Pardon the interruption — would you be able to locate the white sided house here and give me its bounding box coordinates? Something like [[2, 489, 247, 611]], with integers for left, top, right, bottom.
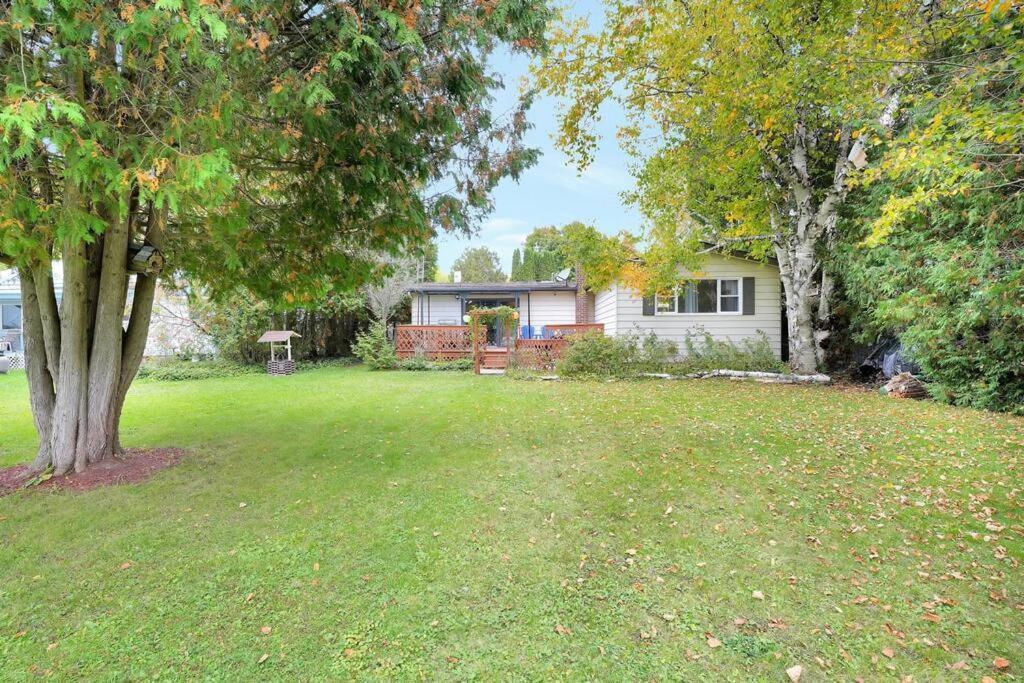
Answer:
[[595, 253, 784, 358], [403, 252, 784, 360]]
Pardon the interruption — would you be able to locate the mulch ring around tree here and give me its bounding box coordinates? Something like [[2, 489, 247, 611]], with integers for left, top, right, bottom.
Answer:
[[0, 448, 187, 497]]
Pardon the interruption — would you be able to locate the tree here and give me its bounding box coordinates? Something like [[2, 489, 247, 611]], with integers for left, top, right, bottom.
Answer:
[[538, 0, 925, 372], [0, 0, 551, 474], [838, 3, 1024, 412], [361, 256, 418, 323], [511, 249, 523, 279], [451, 246, 506, 282]]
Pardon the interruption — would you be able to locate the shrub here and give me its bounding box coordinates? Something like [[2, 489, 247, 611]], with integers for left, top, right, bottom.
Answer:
[[137, 359, 261, 382], [352, 321, 397, 370], [556, 331, 678, 379], [668, 331, 785, 375], [395, 357, 473, 371]]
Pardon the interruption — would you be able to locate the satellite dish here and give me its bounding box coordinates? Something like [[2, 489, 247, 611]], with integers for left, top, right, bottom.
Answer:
[[553, 268, 572, 283]]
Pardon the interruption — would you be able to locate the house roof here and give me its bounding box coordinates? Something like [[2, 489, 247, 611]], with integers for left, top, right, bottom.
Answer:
[[407, 281, 577, 295], [0, 263, 65, 301]]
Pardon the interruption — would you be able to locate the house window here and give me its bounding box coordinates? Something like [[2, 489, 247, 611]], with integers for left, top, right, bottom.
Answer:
[[1, 303, 20, 330], [655, 279, 741, 315]]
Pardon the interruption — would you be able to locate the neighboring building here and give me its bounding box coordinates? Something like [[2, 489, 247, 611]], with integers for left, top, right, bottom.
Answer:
[[407, 251, 783, 357], [0, 265, 212, 369]]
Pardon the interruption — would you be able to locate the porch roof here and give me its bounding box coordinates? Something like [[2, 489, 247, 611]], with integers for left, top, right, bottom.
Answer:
[[407, 281, 576, 295]]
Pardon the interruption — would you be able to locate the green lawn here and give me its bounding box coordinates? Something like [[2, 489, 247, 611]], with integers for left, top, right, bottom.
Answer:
[[0, 368, 1021, 680]]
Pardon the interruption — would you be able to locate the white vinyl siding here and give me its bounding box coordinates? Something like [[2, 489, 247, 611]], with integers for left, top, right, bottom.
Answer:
[[523, 290, 576, 328], [613, 254, 782, 358], [411, 294, 462, 325], [594, 284, 617, 336]]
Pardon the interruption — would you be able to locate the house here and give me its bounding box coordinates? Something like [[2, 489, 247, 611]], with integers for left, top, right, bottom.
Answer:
[[0, 265, 212, 369], [405, 251, 783, 358]]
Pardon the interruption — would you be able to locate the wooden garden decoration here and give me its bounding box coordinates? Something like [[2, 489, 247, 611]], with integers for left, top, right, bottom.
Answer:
[[466, 307, 519, 374], [258, 330, 301, 376]]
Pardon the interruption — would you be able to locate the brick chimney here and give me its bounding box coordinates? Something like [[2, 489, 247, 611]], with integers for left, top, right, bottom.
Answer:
[[574, 263, 589, 323]]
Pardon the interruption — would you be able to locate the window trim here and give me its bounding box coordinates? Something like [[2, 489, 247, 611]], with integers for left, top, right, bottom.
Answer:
[[653, 278, 743, 316]]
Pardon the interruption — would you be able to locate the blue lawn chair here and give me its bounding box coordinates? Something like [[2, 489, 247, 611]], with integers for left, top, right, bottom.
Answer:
[[520, 325, 535, 340]]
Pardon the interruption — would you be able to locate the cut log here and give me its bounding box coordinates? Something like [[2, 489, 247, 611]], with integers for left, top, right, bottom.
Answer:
[[684, 369, 832, 384], [883, 372, 929, 400]]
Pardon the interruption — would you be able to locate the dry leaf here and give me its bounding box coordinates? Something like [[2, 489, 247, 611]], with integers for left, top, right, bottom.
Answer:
[[947, 660, 969, 671], [993, 657, 1010, 669], [752, 590, 765, 600], [554, 623, 572, 636], [706, 635, 722, 648], [257, 653, 269, 664], [260, 626, 272, 635], [882, 647, 895, 659], [239, 502, 247, 509], [786, 664, 803, 682], [119, 561, 132, 570]]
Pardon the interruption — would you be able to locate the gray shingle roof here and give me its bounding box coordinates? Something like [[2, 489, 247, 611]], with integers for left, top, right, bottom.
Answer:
[[407, 281, 576, 294]]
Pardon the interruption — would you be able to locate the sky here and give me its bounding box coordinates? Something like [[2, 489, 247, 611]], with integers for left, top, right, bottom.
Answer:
[[435, 0, 640, 275]]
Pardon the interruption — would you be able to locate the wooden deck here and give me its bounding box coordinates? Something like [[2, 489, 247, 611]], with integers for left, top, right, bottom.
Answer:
[[393, 324, 604, 372]]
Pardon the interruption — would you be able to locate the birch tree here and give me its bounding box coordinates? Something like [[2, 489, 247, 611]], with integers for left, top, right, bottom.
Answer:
[[0, 0, 551, 475], [538, 0, 926, 372]]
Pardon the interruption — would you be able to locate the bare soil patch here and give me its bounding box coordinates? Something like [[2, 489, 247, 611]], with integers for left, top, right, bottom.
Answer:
[[0, 448, 186, 497]]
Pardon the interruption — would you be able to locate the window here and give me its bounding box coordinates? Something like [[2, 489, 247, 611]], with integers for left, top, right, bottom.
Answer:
[[1, 304, 20, 330], [719, 279, 740, 312], [654, 279, 741, 315]]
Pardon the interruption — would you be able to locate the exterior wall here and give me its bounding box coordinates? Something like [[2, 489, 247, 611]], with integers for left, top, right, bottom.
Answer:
[[610, 254, 782, 357], [522, 290, 577, 328], [594, 284, 618, 336], [411, 294, 462, 325]]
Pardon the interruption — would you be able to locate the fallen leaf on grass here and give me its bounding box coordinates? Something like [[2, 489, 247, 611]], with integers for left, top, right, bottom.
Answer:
[[993, 657, 1010, 670], [239, 502, 247, 509], [260, 626, 272, 635], [47, 642, 58, 651], [119, 562, 132, 570], [882, 647, 895, 659], [752, 590, 765, 600], [706, 635, 722, 648], [947, 660, 969, 671], [786, 664, 803, 682], [922, 612, 941, 623], [554, 623, 572, 636], [257, 653, 269, 664]]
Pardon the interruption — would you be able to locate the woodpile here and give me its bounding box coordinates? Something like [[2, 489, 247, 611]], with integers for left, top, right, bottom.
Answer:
[[883, 372, 929, 399]]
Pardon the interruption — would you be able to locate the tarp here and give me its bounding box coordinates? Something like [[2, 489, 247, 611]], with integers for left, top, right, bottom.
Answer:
[[858, 337, 920, 379]]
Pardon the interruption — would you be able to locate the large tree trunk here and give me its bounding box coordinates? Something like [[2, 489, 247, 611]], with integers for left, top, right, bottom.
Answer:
[[775, 238, 820, 375], [21, 203, 164, 476], [769, 121, 853, 374]]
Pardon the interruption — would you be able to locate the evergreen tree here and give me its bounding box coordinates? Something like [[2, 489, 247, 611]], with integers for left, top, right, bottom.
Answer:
[[511, 249, 523, 280], [0, 0, 551, 474]]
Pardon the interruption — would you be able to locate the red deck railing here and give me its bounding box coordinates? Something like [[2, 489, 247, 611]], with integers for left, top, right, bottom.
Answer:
[[395, 325, 472, 360], [394, 323, 604, 370], [544, 324, 605, 338]]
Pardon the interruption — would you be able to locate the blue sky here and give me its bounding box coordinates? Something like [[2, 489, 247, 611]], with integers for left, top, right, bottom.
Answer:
[[435, 0, 640, 274]]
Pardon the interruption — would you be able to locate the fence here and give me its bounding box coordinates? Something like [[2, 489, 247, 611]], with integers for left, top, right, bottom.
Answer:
[[394, 325, 472, 360]]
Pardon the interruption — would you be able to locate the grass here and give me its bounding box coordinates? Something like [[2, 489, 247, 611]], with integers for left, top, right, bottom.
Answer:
[[0, 367, 1021, 680]]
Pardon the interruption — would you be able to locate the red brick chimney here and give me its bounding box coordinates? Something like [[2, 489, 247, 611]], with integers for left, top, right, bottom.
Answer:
[[574, 263, 589, 323]]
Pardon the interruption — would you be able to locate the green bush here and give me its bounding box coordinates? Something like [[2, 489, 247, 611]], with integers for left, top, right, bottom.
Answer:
[[556, 331, 678, 379], [396, 357, 473, 371], [137, 359, 261, 382], [298, 357, 359, 371], [667, 331, 786, 375], [352, 321, 398, 370]]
